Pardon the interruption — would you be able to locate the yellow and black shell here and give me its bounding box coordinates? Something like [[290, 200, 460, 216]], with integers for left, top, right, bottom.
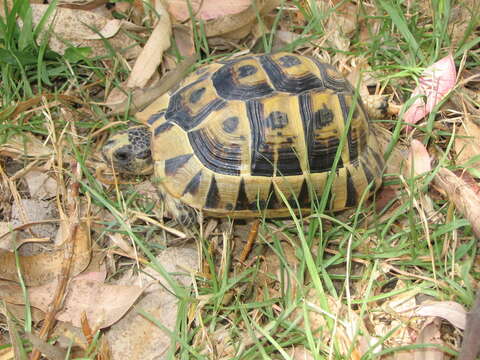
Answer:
[[138, 52, 384, 217]]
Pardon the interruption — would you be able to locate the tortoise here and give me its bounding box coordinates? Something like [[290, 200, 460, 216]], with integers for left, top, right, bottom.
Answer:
[[102, 52, 385, 224]]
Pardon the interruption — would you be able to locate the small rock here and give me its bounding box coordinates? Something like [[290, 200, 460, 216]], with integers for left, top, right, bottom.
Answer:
[[11, 199, 57, 239], [24, 170, 57, 200]]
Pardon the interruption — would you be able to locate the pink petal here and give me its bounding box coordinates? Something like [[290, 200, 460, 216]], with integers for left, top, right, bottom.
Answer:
[[408, 139, 432, 176], [404, 54, 456, 131]]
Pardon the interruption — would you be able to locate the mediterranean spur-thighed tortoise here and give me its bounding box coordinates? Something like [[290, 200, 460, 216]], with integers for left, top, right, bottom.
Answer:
[[102, 52, 385, 224]]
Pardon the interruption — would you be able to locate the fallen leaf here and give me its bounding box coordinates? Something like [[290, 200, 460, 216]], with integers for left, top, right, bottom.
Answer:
[[407, 139, 432, 176], [0, 272, 140, 329], [24, 170, 57, 200], [125, 1, 171, 89], [82, 19, 130, 40], [166, 0, 251, 21], [458, 293, 480, 360], [30, 4, 142, 58], [288, 346, 314, 360], [404, 54, 456, 130], [106, 246, 198, 360], [204, 0, 279, 37], [0, 221, 50, 251], [455, 117, 480, 173], [433, 167, 480, 238], [413, 318, 444, 360], [0, 223, 91, 286], [23, 332, 67, 360], [0, 134, 53, 159], [172, 24, 195, 57], [415, 301, 467, 329], [56, 280, 143, 329], [106, 54, 197, 114]]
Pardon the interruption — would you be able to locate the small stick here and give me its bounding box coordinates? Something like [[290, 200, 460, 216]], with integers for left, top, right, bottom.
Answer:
[[238, 219, 260, 263]]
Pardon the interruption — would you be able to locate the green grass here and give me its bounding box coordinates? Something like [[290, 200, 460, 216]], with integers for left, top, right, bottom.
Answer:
[[1, 0, 479, 359]]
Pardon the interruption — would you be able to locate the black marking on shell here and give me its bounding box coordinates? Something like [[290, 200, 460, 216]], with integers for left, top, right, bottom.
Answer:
[[278, 55, 302, 67], [165, 73, 226, 131], [361, 160, 374, 184], [260, 55, 324, 93], [165, 154, 193, 176], [222, 116, 239, 133], [266, 111, 288, 129], [345, 168, 357, 207], [235, 178, 250, 210], [266, 183, 280, 209], [212, 62, 274, 101], [297, 178, 310, 207], [247, 101, 302, 176], [275, 145, 302, 176], [205, 176, 220, 209], [147, 111, 165, 125], [299, 93, 343, 173], [246, 100, 274, 176], [312, 59, 350, 92], [369, 146, 384, 171], [154, 122, 174, 136], [238, 65, 257, 78], [188, 129, 241, 176], [314, 104, 334, 128], [189, 87, 206, 104], [225, 203, 233, 210], [183, 170, 203, 196]]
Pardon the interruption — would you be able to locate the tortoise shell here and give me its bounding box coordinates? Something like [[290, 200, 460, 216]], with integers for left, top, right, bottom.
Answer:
[[137, 52, 384, 217]]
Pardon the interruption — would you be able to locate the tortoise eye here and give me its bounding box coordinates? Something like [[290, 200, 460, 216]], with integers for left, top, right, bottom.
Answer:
[[114, 150, 130, 162]]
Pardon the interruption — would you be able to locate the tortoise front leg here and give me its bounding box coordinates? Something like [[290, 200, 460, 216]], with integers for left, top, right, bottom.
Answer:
[[157, 187, 198, 226]]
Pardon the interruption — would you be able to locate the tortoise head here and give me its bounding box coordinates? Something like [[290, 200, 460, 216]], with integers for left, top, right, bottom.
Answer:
[[102, 125, 154, 175]]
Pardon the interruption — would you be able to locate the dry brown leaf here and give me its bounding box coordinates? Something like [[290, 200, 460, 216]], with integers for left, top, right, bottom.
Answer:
[[407, 139, 432, 176], [31, 4, 142, 57], [372, 126, 408, 175], [433, 167, 480, 238], [55, 279, 143, 329], [23, 332, 67, 360], [0, 134, 53, 159], [106, 246, 198, 360], [455, 117, 480, 172], [415, 301, 467, 329], [414, 318, 445, 360], [107, 54, 197, 115], [287, 346, 314, 360], [0, 223, 91, 286], [454, 170, 480, 195], [108, 233, 136, 257], [173, 24, 195, 57], [24, 170, 57, 200], [271, 30, 301, 50], [204, 0, 279, 37], [82, 19, 144, 40], [125, 1, 171, 89], [0, 271, 139, 330], [166, 0, 251, 21], [0, 221, 50, 251]]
